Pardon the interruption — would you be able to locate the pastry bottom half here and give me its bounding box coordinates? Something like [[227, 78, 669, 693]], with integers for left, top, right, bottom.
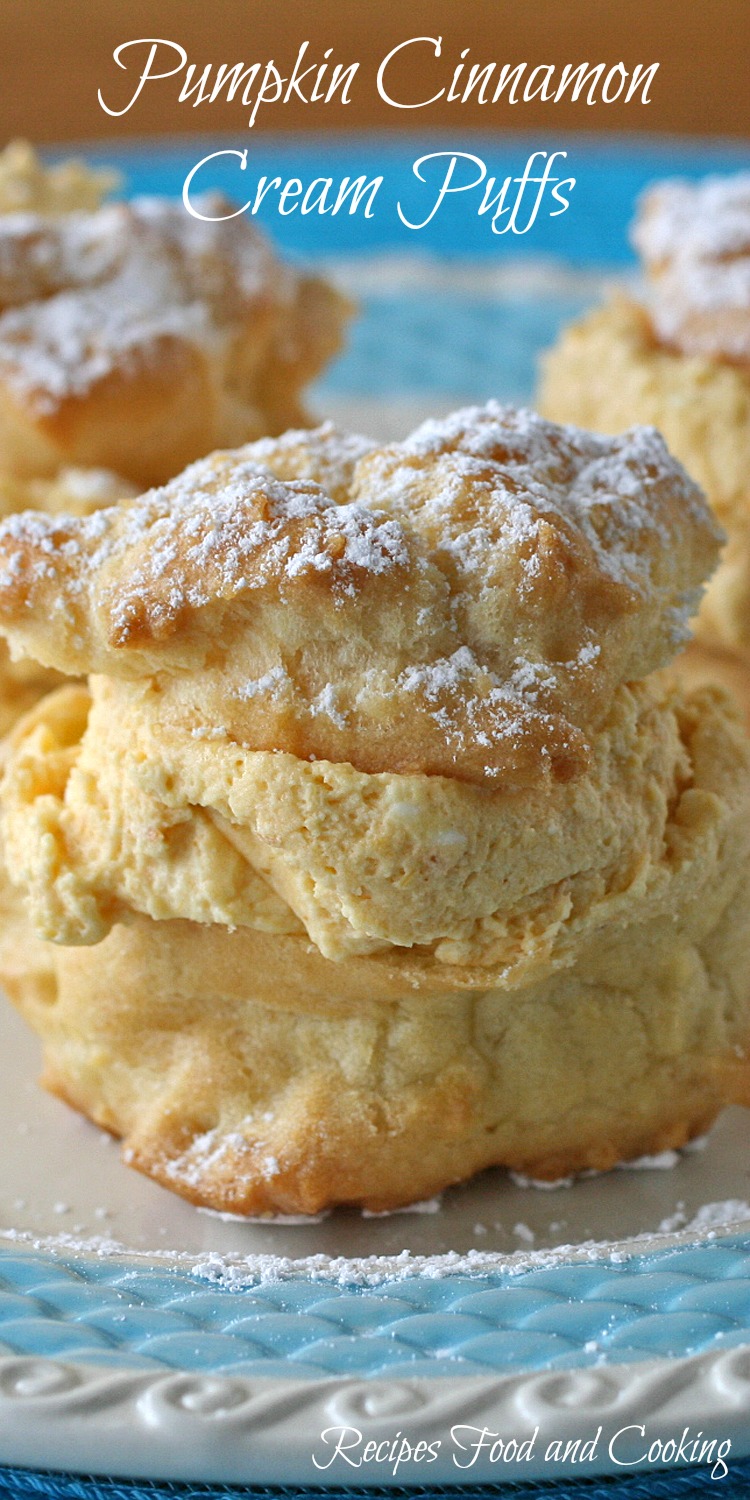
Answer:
[[3, 841, 750, 1215]]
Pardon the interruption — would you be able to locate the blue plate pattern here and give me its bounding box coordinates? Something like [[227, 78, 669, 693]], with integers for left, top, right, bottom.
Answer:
[[0, 1236, 747, 1378]]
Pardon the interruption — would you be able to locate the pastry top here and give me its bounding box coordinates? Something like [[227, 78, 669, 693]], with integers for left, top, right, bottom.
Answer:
[[632, 173, 750, 364], [0, 143, 351, 486], [0, 403, 721, 790], [0, 188, 312, 414]]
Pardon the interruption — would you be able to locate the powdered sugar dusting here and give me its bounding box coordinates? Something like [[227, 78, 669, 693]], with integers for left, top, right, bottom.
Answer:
[[389, 401, 713, 602], [619, 1149, 681, 1171], [0, 194, 291, 413], [634, 174, 750, 271], [0, 402, 720, 788], [4, 1193, 749, 1287], [249, 420, 376, 501], [392, 644, 563, 761], [0, 450, 412, 639], [633, 173, 750, 361], [156, 1128, 255, 1191], [659, 1199, 750, 1235], [130, 1120, 284, 1195]]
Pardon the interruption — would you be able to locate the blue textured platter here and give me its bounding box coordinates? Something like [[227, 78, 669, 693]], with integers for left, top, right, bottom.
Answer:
[[1, 133, 750, 1486]]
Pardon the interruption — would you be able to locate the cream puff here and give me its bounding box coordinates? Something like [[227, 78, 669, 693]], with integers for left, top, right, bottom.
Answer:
[[539, 173, 750, 660], [0, 142, 352, 489], [1, 405, 749, 1215]]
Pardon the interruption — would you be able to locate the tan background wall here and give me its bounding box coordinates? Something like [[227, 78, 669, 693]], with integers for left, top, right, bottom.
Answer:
[[1, 0, 748, 144]]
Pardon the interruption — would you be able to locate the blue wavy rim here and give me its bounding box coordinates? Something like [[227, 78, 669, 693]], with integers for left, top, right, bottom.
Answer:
[[0, 1231, 746, 1379]]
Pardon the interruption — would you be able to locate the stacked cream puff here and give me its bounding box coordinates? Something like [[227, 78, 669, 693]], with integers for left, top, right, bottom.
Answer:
[[0, 142, 350, 738], [540, 173, 750, 690], [0, 404, 748, 1215], [0, 141, 351, 489]]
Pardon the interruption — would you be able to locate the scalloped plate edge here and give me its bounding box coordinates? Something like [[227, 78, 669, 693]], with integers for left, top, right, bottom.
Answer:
[[0, 1345, 749, 1485]]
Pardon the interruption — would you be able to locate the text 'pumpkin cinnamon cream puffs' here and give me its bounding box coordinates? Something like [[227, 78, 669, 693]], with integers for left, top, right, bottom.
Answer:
[[0, 142, 351, 489], [539, 173, 750, 662], [1, 403, 750, 1216]]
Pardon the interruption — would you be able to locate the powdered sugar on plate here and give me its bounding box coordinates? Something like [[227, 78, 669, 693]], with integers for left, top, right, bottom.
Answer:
[[3, 1195, 749, 1288]]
